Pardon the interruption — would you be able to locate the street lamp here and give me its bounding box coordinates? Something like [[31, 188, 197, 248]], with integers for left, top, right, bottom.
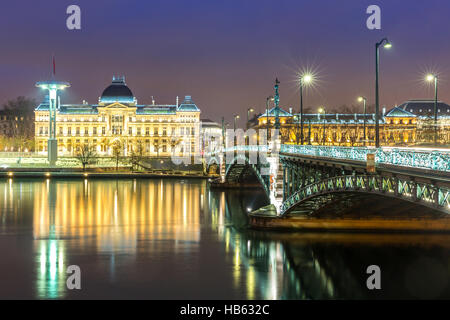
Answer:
[[298, 73, 313, 145], [426, 74, 438, 144], [266, 96, 274, 143], [247, 108, 255, 129], [318, 107, 326, 145], [375, 37, 392, 148], [36, 80, 70, 165], [358, 96, 367, 146], [233, 115, 240, 131]]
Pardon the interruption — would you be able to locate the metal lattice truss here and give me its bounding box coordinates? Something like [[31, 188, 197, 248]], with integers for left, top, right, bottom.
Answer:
[[281, 174, 450, 216], [224, 155, 270, 196], [280, 145, 450, 172]]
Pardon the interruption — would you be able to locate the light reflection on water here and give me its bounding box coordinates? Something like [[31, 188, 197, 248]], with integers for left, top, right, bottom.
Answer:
[[0, 178, 449, 299]]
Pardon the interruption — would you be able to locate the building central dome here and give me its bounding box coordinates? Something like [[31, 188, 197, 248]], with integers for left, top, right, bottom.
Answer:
[[99, 76, 136, 104]]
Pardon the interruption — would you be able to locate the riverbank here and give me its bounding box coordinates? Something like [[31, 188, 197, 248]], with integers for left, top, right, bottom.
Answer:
[[0, 169, 212, 179], [249, 213, 450, 233]]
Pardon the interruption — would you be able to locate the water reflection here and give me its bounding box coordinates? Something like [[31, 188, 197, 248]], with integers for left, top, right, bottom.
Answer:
[[0, 179, 449, 299]]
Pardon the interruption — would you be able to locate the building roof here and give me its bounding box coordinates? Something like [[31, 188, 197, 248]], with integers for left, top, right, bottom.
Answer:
[[35, 77, 201, 114], [396, 100, 450, 117], [385, 106, 416, 118], [99, 76, 136, 104], [259, 107, 292, 118], [297, 113, 381, 124], [201, 118, 221, 128], [177, 96, 200, 112]]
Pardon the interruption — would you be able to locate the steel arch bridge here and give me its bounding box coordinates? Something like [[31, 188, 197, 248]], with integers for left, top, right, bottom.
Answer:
[[208, 153, 271, 197], [207, 144, 450, 216], [280, 174, 450, 216]]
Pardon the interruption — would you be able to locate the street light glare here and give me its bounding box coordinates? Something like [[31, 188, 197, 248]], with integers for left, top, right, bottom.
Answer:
[[318, 107, 324, 113], [426, 74, 435, 82], [358, 97, 364, 102], [302, 74, 313, 84], [383, 42, 392, 49]]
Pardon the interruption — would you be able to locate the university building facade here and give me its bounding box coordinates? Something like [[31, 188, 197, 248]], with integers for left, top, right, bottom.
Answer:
[[34, 77, 201, 156]]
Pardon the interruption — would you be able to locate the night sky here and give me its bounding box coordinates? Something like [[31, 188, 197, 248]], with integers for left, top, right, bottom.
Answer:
[[1, 0, 450, 124]]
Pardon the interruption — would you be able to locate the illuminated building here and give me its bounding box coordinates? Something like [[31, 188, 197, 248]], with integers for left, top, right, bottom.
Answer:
[[254, 100, 450, 146], [34, 76, 201, 156]]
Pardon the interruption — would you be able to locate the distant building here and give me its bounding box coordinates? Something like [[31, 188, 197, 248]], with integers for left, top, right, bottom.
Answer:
[[200, 118, 222, 153], [34, 76, 202, 156], [253, 100, 450, 146]]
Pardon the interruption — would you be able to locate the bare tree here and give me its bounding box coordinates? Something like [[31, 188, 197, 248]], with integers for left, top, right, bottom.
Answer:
[[129, 140, 145, 171], [111, 139, 123, 171], [75, 143, 97, 171]]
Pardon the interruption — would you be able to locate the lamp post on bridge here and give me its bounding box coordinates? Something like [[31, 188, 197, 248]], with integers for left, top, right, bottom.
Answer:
[[298, 73, 313, 145], [266, 95, 274, 145], [318, 107, 326, 145], [426, 74, 439, 144], [246, 108, 254, 129], [358, 96, 367, 146], [375, 37, 392, 148]]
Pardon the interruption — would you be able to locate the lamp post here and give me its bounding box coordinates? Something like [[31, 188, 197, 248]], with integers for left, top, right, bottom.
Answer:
[[426, 74, 438, 144], [358, 96, 367, 146], [298, 74, 313, 145], [246, 108, 254, 129], [266, 96, 273, 144], [318, 107, 326, 145], [36, 80, 70, 166], [233, 115, 240, 131], [375, 38, 392, 148]]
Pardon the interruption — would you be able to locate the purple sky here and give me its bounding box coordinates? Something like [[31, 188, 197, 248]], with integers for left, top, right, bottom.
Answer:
[[1, 0, 450, 124]]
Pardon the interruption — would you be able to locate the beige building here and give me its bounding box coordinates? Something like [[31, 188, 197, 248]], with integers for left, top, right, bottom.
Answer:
[[34, 76, 201, 156]]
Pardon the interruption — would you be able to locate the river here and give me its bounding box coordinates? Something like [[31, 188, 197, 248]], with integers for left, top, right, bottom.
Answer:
[[0, 178, 449, 299]]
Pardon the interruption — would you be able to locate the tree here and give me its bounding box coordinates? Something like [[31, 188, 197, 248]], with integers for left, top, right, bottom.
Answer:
[[153, 139, 161, 157], [75, 143, 97, 171], [129, 140, 145, 171], [111, 139, 123, 171], [1, 96, 36, 151]]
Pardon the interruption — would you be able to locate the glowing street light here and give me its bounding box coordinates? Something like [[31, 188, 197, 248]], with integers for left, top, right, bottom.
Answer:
[[246, 108, 255, 129], [425, 73, 438, 144], [298, 73, 313, 145], [358, 96, 367, 145], [375, 37, 392, 148], [233, 114, 240, 131], [318, 107, 326, 145]]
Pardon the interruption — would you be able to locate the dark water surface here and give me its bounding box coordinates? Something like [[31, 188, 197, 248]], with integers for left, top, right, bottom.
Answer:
[[0, 178, 449, 299]]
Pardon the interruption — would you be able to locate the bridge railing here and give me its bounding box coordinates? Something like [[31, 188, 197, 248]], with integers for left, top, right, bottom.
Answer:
[[280, 144, 450, 172], [205, 145, 270, 158]]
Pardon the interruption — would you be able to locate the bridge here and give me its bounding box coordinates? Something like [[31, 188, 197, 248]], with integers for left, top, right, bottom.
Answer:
[[207, 143, 450, 218]]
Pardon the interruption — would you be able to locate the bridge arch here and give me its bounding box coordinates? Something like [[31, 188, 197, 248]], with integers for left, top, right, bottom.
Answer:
[[280, 174, 450, 216], [224, 155, 270, 198]]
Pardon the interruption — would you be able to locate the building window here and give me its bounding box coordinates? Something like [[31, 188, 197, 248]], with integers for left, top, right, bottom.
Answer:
[[146, 127, 149, 135], [93, 127, 97, 135], [129, 127, 132, 135], [68, 127, 72, 135], [76, 127, 80, 135], [137, 127, 141, 136], [85, 127, 88, 135], [102, 127, 105, 135]]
